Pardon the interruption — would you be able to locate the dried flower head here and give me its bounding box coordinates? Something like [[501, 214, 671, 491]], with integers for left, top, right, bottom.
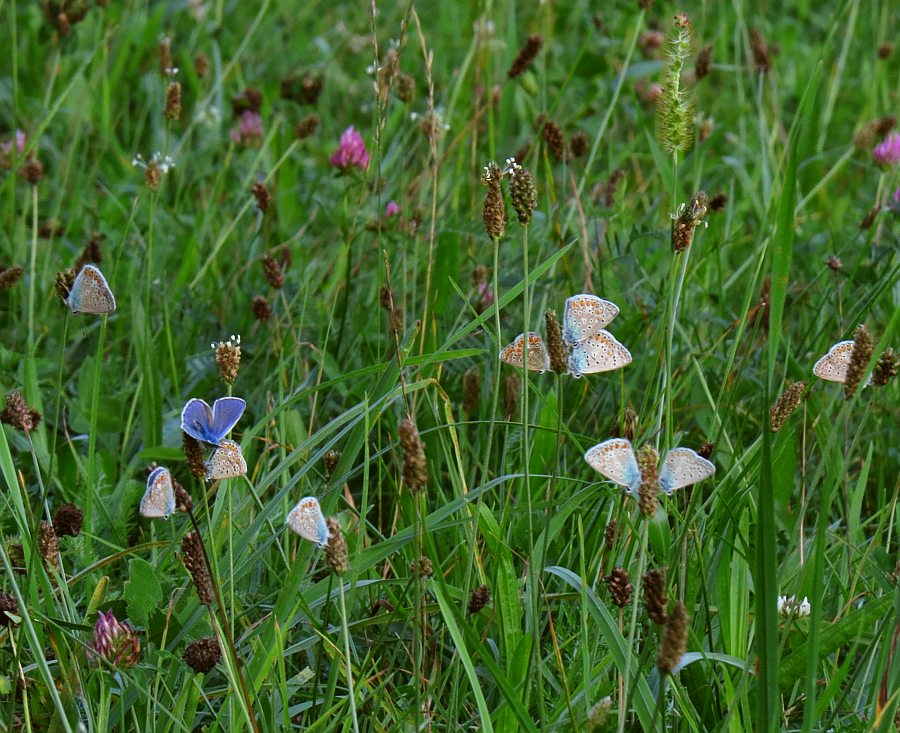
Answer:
[[873, 349, 898, 387], [544, 310, 567, 374], [593, 168, 625, 207], [296, 114, 320, 139], [324, 518, 349, 575], [507, 159, 537, 225], [398, 418, 427, 492], [603, 521, 617, 550], [164, 73, 182, 121], [540, 118, 565, 161], [709, 192, 728, 212], [508, 35, 543, 78], [75, 231, 104, 273], [324, 450, 342, 481], [194, 53, 209, 78], [89, 610, 141, 668], [671, 190, 709, 252], [158, 36, 172, 76], [181, 531, 213, 606], [826, 255, 843, 272], [183, 432, 207, 480], [463, 367, 482, 413], [280, 72, 324, 106], [21, 158, 44, 185], [232, 87, 262, 117], [621, 405, 638, 441], [569, 129, 589, 158], [375, 49, 399, 102], [844, 324, 874, 398], [605, 567, 633, 607], [184, 636, 220, 673], [0, 592, 19, 626], [0, 264, 25, 291], [397, 72, 416, 103], [262, 254, 285, 289], [657, 601, 688, 674], [878, 43, 894, 60], [467, 584, 491, 614], [643, 568, 669, 625], [1, 391, 41, 433], [637, 446, 660, 518], [52, 503, 83, 538], [657, 15, 695, 154], [769, 381, 806, 432], [695, 44, 712, 80], [411, 555, 433, 579], [697, 441, 715, 459], [252, 181, 270, 213], [481, 161, 506, 239], [212, 334, 241, 385], [173, 478, 193, 513], [252, 295, 272, 321], [750, 28, 771, 73], [639, 29, 666, 57]]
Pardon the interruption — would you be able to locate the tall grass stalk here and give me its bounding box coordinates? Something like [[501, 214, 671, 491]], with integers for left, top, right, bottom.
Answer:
[[337, 578, 361, 733]]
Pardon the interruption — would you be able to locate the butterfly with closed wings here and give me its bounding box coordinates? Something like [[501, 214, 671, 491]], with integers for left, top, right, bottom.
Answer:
[[65, 264, 117, 315], [286, 496, 330, 548], [584, 438, 715, 496], [140, 466, 176, 520]]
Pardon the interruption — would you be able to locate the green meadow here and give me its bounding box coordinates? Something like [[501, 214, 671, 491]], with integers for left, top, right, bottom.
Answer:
[[1, 0, 898, 731]]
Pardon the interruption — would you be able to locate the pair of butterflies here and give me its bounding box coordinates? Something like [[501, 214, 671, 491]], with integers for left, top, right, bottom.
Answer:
[[65, 264, 116, 315], [584, 438, 715, 496], [181, 397, 248, 481], [500, 294, 632, 377], [286, 496, 330, 548], [140, 443, 249, 520]]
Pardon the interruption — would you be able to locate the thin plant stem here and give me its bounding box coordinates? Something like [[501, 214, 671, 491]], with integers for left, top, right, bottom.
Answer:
[[618, 521, 649, 733], [337, 578, 361, 733]]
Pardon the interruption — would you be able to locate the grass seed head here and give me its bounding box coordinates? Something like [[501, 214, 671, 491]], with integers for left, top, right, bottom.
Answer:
[[873, 349, 898, 387], [695, 44, 712, 80], [296, 113, 320, 139], [324, 518, 349, 575], [52, 503, 83, 537], [508, 35, 543, 78], [656, 15, 695, 155], [1, 391, 41, 433], [252, 295, 272, 321], [184, 636, 221, 674], [637, 446, 660, 518], [262, 254, 284, 289], [605, 567, 633, 607], [844, 324, 874, 399], [643, 568, 669, 625], [252, 181, 270, 213], [769, 381, 806, 432], [39, 520, 60, 572], [0, 264, 24, 291], [0, 592, 19, 626], [412, 556, 433, 579], [467, 584, 491, 614], [398, 418, 427, 492], [508, 160, 537, 225], [183, 432, 207, 480], [181, 531, 213, 606], [212, 335, 241, 385], [544, 309, 567, 374], [657, 601, 689, 674], [481, 161, 506, 240]]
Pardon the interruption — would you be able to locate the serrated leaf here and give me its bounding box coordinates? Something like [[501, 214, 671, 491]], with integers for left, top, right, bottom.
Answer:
[[124, 557, 163, 628]]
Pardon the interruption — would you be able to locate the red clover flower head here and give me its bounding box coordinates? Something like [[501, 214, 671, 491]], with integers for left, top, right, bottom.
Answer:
[[230, 111, 264, 147], [873, 133, 900, 167], [330, 126, 369, 170], [89, 610, 141, 668]]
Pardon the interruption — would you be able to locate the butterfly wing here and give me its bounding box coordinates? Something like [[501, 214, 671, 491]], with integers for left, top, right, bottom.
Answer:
[[584, 438, 641, 494], [205, 439, 247, 480], [812, 340, 854, 383], [567, 330, 632, 377], [562, 294, 619, 344], [210, 397, 247, 443], [140, 467, 176, 519], [181, 398, 216, 444], [66, 265, 116, 315], [658, 448, 715, 494], [286, 496, 330, 548], [500, 332, 550, 372]]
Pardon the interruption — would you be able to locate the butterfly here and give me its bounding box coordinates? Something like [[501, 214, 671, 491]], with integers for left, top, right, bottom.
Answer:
[[286, 496, 330, 548], [181, 397, 246, 446], [205, 439, 247, 480], [499, 332, 550, 372], [65, 264, 116, 315], [584, 438, 715, 496], [140, 466, 176, 519], [568, 331, 632, 377], [812, 340, 856, 383], [562, 294, 619, 345]]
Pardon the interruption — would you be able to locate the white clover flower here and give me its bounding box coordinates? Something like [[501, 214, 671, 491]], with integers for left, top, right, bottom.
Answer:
[[778, 595, 811, 617]]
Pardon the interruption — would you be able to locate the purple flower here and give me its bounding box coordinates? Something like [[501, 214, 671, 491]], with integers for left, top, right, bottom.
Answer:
[[330, 126, 369, 170], [88, 610, 141, 668], [229, 111, 264, 147], [0, 130, 26, 169], [872, 133, 900, 166], [385, 200, 401, 217]]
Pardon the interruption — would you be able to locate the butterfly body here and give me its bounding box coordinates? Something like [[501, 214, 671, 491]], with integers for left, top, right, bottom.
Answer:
[[140, 467, 176, 519], [584, 438, 715, 496], [500, 332, 550, 372], [562, 294, 619, 345], [567, 331, 632, 377], [286, 496, 330, 547], [205, 439, 247, 480], [181, 396, 246, 446], [66, 265, 116, 315]]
